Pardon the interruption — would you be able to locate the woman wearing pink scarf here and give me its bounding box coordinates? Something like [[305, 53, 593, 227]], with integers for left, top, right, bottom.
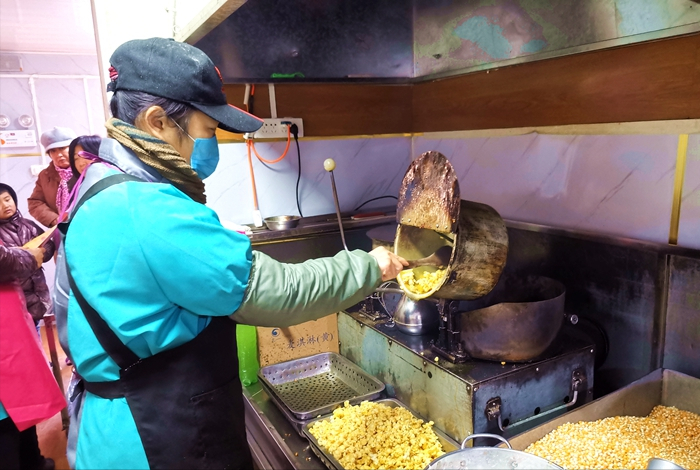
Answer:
[[28, 127, 77, 227]]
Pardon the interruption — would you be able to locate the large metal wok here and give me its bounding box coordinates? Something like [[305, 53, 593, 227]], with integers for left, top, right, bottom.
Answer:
[[456, 274, 566, 362]]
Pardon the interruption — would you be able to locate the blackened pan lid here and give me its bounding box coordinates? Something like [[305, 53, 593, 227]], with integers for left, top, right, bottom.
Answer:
[[396, 151, 460, 233]]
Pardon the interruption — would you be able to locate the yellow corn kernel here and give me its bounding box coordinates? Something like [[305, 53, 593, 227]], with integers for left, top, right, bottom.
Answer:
[[524, 405, 700, 469], [308, 401, 445, 470], [398, 267, 447, 295]]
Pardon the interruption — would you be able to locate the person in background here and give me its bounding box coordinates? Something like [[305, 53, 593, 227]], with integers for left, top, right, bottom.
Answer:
[[54, 37, 407, 470], [62, 136, 101, 370], [0, 242, 57, 470], [0, 244, 43, 282], [28, 127, 77, 227], [68, 135, 102, 179], [0, 183, 56, 326]]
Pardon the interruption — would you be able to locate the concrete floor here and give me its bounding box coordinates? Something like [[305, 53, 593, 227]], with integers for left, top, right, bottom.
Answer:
[[37, 324, 72, 470]]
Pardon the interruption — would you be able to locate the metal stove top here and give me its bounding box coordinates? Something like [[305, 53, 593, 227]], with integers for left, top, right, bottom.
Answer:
[[340, 304, 596, 442]]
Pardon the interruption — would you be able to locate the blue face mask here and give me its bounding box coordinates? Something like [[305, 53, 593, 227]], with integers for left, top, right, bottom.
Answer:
[[189, 135, 220, 179], [172, 119, 220, 179]]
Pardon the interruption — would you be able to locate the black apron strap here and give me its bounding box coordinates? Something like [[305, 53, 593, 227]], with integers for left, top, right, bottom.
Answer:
[[63, 173, 144, 369], [66, 267, 140, 370], [59, 173, 143, 236]]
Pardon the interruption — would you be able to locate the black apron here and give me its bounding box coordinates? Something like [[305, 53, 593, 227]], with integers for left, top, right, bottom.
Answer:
[[61, 174, 251, 469]]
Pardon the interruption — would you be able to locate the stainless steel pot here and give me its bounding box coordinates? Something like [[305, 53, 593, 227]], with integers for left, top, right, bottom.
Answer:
[[393, 295, 439, 335], [377, 283, 439, 336], [426, 433, 563, 470]]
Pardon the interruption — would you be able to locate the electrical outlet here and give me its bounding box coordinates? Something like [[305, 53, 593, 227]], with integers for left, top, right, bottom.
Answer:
[[246, 118, 303, 140]]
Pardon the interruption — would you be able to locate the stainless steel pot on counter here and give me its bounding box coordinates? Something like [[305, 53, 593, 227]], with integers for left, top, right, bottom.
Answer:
[[392, 294, 439, 335], [377, 282, 440, 336], [426, 433, 563, 470]]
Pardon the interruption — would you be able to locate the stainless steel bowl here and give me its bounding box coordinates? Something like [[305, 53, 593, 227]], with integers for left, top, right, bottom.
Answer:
[[264, 215, 301, 231], [427, 433, 563, 470], [393, 295, 439, 336], [647, 458, 686, 470]]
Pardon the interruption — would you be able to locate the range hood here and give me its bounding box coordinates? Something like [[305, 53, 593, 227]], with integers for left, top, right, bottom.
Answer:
[[192, 0, 413, 82]]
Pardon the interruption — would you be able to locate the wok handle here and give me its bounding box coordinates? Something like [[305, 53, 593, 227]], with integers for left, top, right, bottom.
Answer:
[[461, 433, 512, 450]]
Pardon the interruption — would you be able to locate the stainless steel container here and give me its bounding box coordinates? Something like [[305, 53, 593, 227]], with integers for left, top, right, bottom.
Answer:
[[264, 215, 301, 230], [427, 433, 562, 470], [393, 295, 440, 335], [508, 368, 700, 450], [303, 398, 460, 470], [257, 352, 385, 420]]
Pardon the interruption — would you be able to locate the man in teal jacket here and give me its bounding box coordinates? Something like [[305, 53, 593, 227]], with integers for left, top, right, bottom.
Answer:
[[53, 38, 406, 470]]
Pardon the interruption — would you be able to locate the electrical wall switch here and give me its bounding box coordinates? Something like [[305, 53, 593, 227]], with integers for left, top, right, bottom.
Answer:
[[246, 118, 303, 140]]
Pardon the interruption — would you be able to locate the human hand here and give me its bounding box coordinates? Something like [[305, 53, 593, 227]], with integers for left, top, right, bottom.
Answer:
[[368, 246, 408, 281], [23, 247, 45, 268]]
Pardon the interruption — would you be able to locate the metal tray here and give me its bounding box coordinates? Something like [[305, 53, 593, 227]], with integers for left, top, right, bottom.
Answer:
[[302, 398, 460, 470], [258, 352, 385, 420], [509, 368, 700, 450], [259, 380, 313, 437]]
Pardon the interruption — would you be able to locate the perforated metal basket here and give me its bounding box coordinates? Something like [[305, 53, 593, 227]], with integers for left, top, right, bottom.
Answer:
[[258, 352, 385, 420]]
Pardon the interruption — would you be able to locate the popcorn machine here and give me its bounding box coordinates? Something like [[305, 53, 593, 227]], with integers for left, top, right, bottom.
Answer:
[[340, 151, 595, 444]]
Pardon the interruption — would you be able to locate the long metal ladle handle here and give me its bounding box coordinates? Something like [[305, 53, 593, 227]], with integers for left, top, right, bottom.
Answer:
[[324, 158, 349, 252]]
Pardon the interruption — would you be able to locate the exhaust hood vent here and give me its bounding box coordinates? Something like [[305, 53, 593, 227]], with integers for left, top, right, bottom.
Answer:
[[194, 0, 413, 82]]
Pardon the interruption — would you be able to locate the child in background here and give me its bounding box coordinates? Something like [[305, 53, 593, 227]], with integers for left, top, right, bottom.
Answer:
[[0, 183, 55, 326]]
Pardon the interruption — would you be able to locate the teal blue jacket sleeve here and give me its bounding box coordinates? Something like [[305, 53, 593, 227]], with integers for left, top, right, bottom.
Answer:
[[232, 250, 382, 327]]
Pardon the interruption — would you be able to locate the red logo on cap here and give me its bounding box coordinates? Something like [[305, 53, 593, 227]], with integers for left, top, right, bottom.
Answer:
[[214, 66, 225, 93]]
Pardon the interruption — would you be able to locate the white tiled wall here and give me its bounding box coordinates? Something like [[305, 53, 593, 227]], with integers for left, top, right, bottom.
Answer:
[[414, 133, 678, 244]]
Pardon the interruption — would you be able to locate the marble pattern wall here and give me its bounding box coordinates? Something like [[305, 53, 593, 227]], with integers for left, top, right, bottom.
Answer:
[[0, 53, 104, 157], [1, 131, 693, 287], [414, 133, 678, 245], [205, 137, 412, 225], [679, 134, 700, 250]]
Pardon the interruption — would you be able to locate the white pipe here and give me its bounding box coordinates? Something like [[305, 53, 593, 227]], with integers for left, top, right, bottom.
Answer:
[[268, 83, 277, 119], [89, 0, 110, 121], [83, 77, 95, 135], [243, 84, 251, 106], [27, 76, 46, 165]]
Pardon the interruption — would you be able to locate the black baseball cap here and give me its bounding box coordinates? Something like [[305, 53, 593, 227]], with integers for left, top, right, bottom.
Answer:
[[107, 38, 263, 134]]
